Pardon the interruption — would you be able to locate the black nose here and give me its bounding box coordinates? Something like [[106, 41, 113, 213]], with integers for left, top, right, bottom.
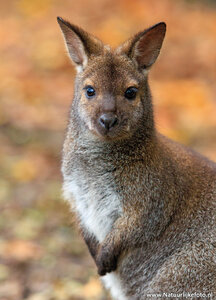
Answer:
[[99, 113, 118, 131]]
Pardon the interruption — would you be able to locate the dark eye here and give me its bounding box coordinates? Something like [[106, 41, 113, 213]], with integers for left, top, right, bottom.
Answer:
[[85, 86, 96, 98], [124, 87, 138, 100]]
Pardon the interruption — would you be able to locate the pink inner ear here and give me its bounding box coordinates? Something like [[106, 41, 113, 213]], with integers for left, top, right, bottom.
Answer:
[[60, 23, 87, 66], [135, 24, 166, 68], [67, 33, 85, 65]]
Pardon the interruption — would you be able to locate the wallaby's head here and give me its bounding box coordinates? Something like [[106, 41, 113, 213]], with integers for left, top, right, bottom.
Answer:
[[57, 17, 166, 141]]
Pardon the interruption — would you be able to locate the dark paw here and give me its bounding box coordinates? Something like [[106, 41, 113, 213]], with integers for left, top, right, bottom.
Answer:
[[96, 250, 118, 276]]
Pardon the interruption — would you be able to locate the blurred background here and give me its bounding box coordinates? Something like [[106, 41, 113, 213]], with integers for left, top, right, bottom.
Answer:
[[0, 0, 216, 299]]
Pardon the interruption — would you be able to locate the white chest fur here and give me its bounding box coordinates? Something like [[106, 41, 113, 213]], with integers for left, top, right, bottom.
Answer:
[[63, 173, 123, 243], [102, 273, 128, 300], [62, 170, 127, 300]]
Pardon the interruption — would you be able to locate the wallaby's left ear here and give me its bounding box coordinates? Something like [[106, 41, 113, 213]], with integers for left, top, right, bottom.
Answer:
[[57, 17, 104, 72], [117, 22, 166, 70]]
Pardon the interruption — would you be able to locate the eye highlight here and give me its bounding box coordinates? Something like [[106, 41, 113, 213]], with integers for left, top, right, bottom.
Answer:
[[124, 87, 138, 100], [84, 85, 96, 99]]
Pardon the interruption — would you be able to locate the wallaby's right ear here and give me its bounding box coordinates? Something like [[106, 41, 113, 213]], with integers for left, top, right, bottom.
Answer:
[[57, 17, 104, 72], [116, 22, 166, 71]]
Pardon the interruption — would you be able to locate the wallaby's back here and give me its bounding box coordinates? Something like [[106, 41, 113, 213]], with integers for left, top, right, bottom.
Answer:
[[118, 134, 216, 298]]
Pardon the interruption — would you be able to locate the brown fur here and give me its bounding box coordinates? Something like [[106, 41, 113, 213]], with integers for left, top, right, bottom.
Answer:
[[58, 17, 216, 299]]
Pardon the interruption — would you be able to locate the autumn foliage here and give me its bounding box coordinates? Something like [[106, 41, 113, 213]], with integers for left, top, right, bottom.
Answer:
[[0, 0, 216, 299]]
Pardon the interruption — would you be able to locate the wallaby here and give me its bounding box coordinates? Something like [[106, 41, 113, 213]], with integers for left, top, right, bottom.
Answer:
[[57, 17, 216, 300]]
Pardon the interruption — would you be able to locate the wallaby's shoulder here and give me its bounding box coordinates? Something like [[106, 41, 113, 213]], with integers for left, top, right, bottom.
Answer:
[[157, 133, 216, 213], [158, 133, 216, 173]]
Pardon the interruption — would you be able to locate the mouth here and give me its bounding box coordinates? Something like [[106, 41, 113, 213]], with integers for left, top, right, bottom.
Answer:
[[95, 125, 118, 139], [86, 115, 131, 141], [91, 119, 130, 141]]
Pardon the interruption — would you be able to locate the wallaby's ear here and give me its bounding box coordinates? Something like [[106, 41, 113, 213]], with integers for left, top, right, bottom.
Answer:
[[57, 17, 104, 72], [117, 22, 166, 71]]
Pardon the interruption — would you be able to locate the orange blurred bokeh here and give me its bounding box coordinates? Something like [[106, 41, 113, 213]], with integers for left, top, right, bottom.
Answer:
[[0, 0, 215, 299]]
